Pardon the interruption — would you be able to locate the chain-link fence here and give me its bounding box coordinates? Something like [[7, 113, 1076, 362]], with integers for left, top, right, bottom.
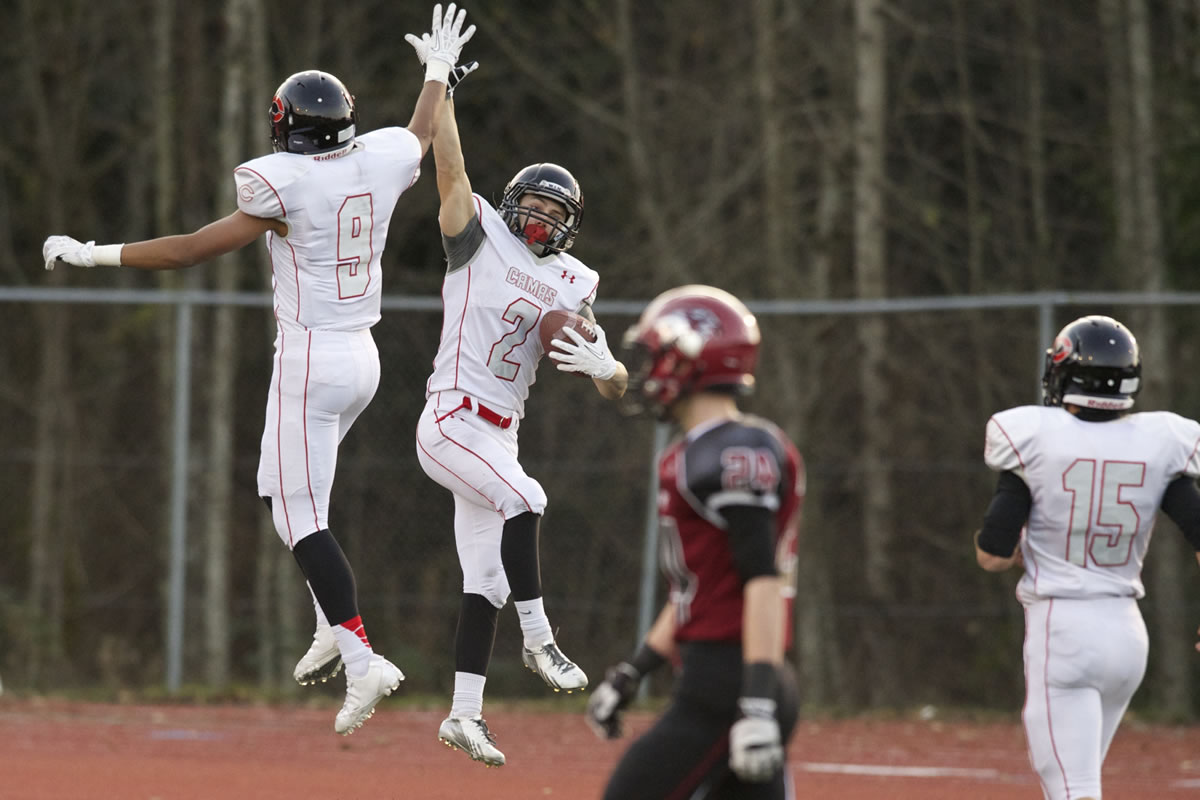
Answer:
[[5, 289, 1200, 713]]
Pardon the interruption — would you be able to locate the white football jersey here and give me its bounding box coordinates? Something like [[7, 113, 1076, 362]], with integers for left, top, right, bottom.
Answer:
[[234, 127, 422, 333], [426, 195, 600, 418], [985, 405, 1200, 603]]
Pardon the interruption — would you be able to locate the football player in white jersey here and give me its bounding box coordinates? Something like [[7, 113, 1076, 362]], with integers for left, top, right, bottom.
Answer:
[[406, 66, 628, 766], [975, 315, 1200, 800], [43, 3, 476, 738]]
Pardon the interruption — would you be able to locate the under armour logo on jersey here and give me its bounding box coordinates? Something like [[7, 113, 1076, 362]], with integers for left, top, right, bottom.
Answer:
[[561, 270, 575, 284]]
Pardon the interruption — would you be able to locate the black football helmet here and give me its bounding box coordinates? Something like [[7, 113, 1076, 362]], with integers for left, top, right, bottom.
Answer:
[[499, 163, 584, 257], [1042, 315, 1141, 411], [270, 70, 357, 155], [619, 285, 761, 419]]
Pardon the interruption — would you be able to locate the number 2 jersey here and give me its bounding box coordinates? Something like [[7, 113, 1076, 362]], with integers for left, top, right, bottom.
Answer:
[[658, 415, 805, 645], [424, 194, 600, 419], [985, 405, 1200, 604], [233, 127, 423, 334]]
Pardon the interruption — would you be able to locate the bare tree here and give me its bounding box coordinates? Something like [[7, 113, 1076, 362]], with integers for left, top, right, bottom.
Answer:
[[1125, 0, 1193, 716], [854, 0, 899, 706]]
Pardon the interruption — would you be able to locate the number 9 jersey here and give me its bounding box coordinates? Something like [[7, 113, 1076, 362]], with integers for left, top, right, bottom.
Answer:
[[985, 405, 1200, 604], [234, 127, 423, 334]]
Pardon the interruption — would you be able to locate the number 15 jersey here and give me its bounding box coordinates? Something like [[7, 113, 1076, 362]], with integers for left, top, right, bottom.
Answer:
[[985, 405, 1200, 604]]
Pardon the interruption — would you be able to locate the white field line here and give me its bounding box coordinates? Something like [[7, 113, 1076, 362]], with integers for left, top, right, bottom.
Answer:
[[797, 762, 1003, 779]]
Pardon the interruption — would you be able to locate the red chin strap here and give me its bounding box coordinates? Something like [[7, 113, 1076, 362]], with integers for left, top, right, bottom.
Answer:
[[522, 224, 550, 245]]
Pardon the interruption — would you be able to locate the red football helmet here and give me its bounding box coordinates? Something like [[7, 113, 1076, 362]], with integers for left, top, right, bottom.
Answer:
[[620, 285, 761, 418]]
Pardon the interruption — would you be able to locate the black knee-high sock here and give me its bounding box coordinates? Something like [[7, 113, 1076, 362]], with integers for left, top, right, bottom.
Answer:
[[500, 511, 542, 601], [455, 593, 500, 675], [292, 529, 359, 626]]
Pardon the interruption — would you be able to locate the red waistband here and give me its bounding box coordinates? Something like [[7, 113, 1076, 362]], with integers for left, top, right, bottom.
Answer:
[[436, 396, 512, 429]]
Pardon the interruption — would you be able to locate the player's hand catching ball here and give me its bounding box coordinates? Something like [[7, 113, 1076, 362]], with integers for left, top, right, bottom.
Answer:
[[729, 697, 783, 782], [43, 236, 98, 270], [584, 662, 641, 739], [549, 322, 618, 380]]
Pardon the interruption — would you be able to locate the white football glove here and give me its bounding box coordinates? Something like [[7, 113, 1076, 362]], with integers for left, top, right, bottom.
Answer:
[[548, 323, 619, 381], [729, 698, 784, 783], [404, 3, 476, 84], [403, 33, 480, 94], [43, 235, 97, 271]]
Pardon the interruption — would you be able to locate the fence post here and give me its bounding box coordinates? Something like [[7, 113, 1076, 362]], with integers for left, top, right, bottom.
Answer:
[[166, 296, 193, 693], [1037, 299, 1055, 403], [635, 422, 669, 697]]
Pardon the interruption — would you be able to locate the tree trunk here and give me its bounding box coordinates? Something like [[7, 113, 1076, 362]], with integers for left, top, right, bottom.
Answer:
[[1021, 0, 1052, 286], [202, 0, 256, 689], [854, 0, 898, 707], [1125, 0, 1192, 716], [615, 0, 686, 282]]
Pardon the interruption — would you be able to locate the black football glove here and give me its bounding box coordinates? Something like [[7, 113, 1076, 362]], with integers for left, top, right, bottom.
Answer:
[[584, 662, 641, 739], [447, 60, 478, 97]]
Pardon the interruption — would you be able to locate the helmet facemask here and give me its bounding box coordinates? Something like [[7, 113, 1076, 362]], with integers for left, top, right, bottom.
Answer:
[[499, 164, 584, 257], [505, 195, 577, 256], [619, 315, 706, 419]]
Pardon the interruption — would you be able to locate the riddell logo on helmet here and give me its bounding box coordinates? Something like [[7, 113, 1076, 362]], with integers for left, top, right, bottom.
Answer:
[[535, 180, 570, 196], [1082, 397, 1128, 410], [1051, 335, 1073, 363]]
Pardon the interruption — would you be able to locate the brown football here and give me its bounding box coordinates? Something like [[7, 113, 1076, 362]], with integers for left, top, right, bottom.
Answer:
[[539, 309, 597, 375]]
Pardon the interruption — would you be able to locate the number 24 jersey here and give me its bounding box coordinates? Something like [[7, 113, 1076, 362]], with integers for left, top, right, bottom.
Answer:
[[658, 415, 805, 645], [985, 405, 1200, 604]]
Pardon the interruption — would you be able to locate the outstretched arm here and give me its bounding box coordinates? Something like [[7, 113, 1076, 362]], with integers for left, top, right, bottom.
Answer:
[[406, 80, 449, 155], [44, 210, 282, 271], [433, 98, 475, 238], [404, 4, 476, 162]]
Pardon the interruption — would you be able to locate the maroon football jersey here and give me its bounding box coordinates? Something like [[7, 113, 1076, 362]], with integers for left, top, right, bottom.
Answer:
[[657, 415, 804, 645]]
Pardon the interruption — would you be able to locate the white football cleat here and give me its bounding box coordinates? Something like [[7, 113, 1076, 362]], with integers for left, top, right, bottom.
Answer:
[[438, 715, 506, 766], [521, 639, 588, 693], [294, 624, 343, 686], [334, 655, 403, 735]]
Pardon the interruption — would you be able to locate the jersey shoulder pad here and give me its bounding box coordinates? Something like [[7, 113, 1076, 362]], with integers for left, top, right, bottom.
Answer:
[[984, 405, 1047, 473], [685, 419, 787, 514], [1134, 411, 1200, 478], [357, 126, 421, 160], [474, 193, 500, 222], [557, 252, 599, 302], [233, 153, 308, 220]]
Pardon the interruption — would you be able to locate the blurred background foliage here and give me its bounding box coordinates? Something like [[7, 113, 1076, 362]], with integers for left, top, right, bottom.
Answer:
[[6, 0, 1200, 719]]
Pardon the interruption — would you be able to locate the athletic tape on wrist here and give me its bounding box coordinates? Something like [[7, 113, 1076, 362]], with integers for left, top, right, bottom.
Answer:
[[92, 244, 124, 267], [425, 60, 452, 85]]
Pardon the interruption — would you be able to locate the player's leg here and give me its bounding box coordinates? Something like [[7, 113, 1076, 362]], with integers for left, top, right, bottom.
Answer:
[[438, 496, 507, 766], [1023, 599, 1104, 800], [416, 395, 585, 692], [259, 332, 399, 733], [292, 568, 342, 685], [602, 697, 732, 800], [606, 645, 796, 800], [1093, 597, 1149, 761], [293, 330, 381, 685]]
